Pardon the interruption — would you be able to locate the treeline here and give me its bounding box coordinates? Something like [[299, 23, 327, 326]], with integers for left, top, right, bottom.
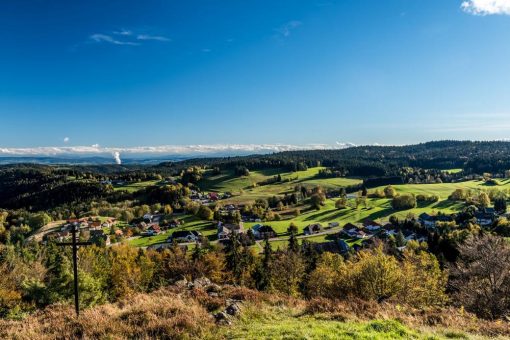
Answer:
[[163, 141, 510, 177], [0, 166, 167, 211]]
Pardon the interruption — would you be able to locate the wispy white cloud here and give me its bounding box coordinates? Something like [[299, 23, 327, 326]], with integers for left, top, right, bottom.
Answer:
[[136, 34, 170, 42], [63, 137, 70, 143], [90, 30, 170, 46], [0, 143, 356, 157], [461, 0, 510, 15], [275, 20, 302, 38], [90, 33, 139, 46], [113, 30, 133, 36]]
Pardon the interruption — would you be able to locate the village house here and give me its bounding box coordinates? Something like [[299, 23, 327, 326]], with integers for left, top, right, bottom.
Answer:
[[475, 211, 495, 227], [436, 215, 455, 223], [148, 243, 187, 252], [168, 230, 201, 243], [418, 213, 436, 228], [341, 223, 367, 239], [251, 224, 277, 240], [142, 224, 161, 236], [217, 222, 244, 241], [380, 223, 398, 237], [101, 218, 116, 228], [90, 221, 102, 229], [363, 219, 382, 232], [304, 223, 323, 235], [137, 222, 148, 231], [45, 230, 73, 243], [328, 222, 340, 228], [208, 192, 219, 201]]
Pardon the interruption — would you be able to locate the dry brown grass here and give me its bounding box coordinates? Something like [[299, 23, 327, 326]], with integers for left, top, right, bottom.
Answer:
[[1, 285, 509, 339], [0, 288, 214, 340]]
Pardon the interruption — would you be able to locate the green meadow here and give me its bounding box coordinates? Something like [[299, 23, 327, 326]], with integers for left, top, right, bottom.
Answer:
[[127, 167, 510, 249], [113, 180, 162, 193], [199, 167, 362, 204]]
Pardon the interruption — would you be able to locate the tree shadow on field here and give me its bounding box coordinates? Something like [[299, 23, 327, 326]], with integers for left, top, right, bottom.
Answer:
[[303, 209, 336, 221], [431, 200, 458, 210], [364, 207, 394, 221]]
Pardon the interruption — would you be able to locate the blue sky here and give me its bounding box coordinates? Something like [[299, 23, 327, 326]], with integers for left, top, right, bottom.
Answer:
[[2, 0, 510, 154]]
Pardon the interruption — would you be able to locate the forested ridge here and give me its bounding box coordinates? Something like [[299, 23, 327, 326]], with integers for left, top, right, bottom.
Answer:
[[159, 140, 510, 177]]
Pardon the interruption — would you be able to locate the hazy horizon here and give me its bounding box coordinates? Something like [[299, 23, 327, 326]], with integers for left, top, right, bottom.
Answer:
[[0, 139, 509, 162]]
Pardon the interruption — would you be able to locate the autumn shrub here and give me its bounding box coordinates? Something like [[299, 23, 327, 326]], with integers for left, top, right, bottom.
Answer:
[[307, 246, 447, 308], [391, 194, 416, 210]]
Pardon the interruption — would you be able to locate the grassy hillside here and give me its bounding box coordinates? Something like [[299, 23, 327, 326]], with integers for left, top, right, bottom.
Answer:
[[199, 167, 362, 203], [124, 168, 510, 249], [129, 176, 501, 249], [113, 180, 162, 192]]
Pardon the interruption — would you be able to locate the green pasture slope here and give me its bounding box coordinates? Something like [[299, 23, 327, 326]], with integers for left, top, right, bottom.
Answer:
[[199, 167, 362, 203], [129, 215, 217, 248], [113, 180, 162, 193], [127, 167, 510, 249]]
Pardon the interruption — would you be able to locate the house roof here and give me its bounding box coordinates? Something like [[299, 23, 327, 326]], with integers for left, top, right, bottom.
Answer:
[[475, 212, 494, 219], [436, 215, 454, 222], [419, 212, 433, 220], [149, 224, 161, 232], [343, 222, 359, 230], [90, 230, 104, 237], [254, 225, 275, 233], [223, 223, 243, 231], [172, 230, 195, 238], [363, 219, 381, 227], [305, 224, 322, 232], [218, 226, 231, 235], [382, 223, 395, 230]]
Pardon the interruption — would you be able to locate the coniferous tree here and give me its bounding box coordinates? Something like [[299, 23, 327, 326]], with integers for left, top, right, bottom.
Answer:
[[396, 231, 406, 247], [494, 197, 507, 213], [288, 230, 300, 253], [225, 232, 242, 283], [255, 238, 273, 291]]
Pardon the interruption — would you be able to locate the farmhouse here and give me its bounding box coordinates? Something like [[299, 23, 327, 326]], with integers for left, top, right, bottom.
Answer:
[[169, 230, 201, 243], [328, 222, 340, 228], [217, 222, 244, 241], [142, 224, 161, 236], [363, 219, 382, 232], [475, 211, 495, 227], [419, 213, 455, 229], [419, 213, 436, 228], [341, 223, 366, 239], [251, 224, 277, 240], [304, 223, 323, 235]]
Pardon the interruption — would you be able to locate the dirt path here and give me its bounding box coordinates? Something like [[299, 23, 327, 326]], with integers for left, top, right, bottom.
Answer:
[[26, 220, 66, 243]]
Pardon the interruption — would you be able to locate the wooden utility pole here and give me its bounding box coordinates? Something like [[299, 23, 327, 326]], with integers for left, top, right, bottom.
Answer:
[[57, 223, 91, 317]]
